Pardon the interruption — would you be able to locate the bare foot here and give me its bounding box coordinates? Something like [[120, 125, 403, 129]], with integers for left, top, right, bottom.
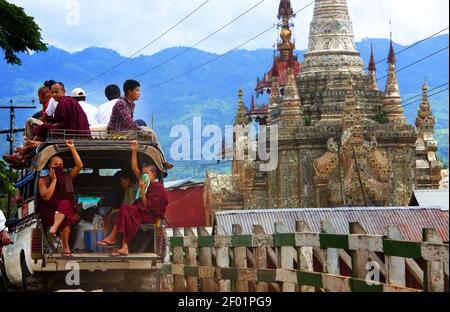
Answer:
[[49, 227, 57, 236], [115, 247, 129, 255], [99, 237, 116, 245]]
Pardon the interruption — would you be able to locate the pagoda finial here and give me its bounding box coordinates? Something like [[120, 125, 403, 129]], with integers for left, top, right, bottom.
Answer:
[[385, 31, 399, 95], [278, 0, 295, 20], [368, 44, 378, 90], [369, 44, 376, 71], [416, 80, 435, 133], [388, 23, 396, 65], [277, 0, 296, 61], [383, 30, 406, 124], [235, 89, 249, 126]]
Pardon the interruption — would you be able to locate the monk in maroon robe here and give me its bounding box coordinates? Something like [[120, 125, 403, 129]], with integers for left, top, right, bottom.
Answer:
[[99, 141, 168, 256], [38, 140, 83, 256], [33, 83, 91, 141], [3, 83, 90, 168]]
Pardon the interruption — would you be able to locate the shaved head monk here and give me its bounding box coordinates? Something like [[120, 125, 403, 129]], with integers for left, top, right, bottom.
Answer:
[[33, 82, 91, 141]]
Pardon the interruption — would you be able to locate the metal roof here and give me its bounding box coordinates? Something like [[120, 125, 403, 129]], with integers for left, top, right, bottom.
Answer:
[[411, 189, 449, 211], [215, 207, 449, 242], [164, 178, 204, 190]]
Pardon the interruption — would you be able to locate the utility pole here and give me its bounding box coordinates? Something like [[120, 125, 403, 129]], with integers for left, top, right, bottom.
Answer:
[[0, 100, 36, 218]]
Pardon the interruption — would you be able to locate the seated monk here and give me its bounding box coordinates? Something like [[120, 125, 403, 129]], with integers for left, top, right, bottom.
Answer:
[[98, 140, 169, 256], [33, 82, 91, 141], [102, 169, 137, 233], [3, 83, 91, 168], [38, 140, 83, 257]]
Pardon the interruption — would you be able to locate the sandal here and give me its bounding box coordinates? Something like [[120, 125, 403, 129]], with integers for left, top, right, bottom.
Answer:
[[111, 251, 128, 257], [62, 252, 73, 257]]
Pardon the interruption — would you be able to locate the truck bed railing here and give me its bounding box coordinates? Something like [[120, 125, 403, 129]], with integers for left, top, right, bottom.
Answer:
[[47, 129, 159, 147]]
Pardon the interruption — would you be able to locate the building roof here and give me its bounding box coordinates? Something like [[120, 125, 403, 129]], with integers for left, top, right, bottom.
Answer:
[[255, 57, 301, 93], [164, 178, 204, 190], [215, 207, 449, 242], [411, 189, 449, 211]]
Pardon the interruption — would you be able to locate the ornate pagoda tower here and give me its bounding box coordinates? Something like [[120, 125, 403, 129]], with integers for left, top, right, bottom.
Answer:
[[249, 0, 301, 124], [205, 0, 426, 217], [368, 45, 379, 91], [415, 82, 443, 189], [301, 0, 364, 74], [383, 37, 407, 124]]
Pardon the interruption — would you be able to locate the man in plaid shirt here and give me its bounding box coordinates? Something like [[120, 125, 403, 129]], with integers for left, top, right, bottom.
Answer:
[[107, 80, 143, 132], [108, 80, 173, 169]]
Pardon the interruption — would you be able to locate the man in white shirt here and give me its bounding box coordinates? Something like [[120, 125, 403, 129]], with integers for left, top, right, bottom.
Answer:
[[71, 88, 99, 127], [43, 97, 58, 120], [96, 84, 121, 125], [0, 210, 10, 246]]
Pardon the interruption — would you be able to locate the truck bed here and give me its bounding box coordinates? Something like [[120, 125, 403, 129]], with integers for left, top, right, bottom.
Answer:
[[51, 252, 159, 261], [40, 252, 162, 272]]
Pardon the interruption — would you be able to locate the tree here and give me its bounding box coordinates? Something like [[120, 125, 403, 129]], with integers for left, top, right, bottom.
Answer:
[[0, 161, 15, 196], [0, 0, 47, 65]]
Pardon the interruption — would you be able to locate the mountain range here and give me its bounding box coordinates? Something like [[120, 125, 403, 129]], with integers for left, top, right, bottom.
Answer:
[[0, 34, 448, 180]]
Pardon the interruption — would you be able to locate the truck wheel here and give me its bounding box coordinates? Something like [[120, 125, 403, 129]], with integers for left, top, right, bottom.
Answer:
[[139, 270, 161, 292], [20, 257, 31, 292], [0, 262, 7, 292], [20, 256, 44, 292]]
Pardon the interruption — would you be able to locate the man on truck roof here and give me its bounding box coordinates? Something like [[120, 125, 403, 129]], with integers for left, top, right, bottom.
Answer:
[[107, 79, 173, 170]]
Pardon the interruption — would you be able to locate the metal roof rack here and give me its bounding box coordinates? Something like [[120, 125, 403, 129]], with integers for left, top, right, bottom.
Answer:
[[45, 129, 159, 147]]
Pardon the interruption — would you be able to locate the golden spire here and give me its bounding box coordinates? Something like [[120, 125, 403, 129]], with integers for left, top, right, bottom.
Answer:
[[277, 0, 296, 61], [416, 81, 435, 133], [383, 32, 406, 124], [234, 89, 249, 126], [368, 44, 378, 90]]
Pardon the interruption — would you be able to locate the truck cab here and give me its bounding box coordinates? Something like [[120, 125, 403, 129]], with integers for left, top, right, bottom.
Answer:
[[1, 133, 168, 292]]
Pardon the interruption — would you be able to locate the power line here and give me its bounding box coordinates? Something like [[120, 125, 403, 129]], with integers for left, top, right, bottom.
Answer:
[[133, 0, 267, 79], [401, 82, 449, 106], [79, 0, 212, 86], [403, 87, 449, 111], [143, 1, 315, 91], [366, 26, 449, 70], [377, 46, 449, 81], [383, 86, 449, 115]]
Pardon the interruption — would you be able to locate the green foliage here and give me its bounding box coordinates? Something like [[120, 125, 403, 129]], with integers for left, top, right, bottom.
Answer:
[[374, 112, 388, 124], [304, 115, 312, 127], [443, 163, 449, 170], [0, 161, 15, 196], [0, 0, 47, 65]]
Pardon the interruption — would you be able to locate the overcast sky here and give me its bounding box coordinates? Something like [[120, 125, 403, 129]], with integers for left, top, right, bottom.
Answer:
[[8, 0, 450, 56]]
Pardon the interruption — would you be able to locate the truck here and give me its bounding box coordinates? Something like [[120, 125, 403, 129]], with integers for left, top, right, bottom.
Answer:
[[1, 131, 168, 292]]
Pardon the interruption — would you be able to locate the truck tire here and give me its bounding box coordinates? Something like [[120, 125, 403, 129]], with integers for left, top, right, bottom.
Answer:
[[117, 270, 160, 292], [0, 261, 7, 292], [139, 270, 160, 292], [20, 255, 44, 292]]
